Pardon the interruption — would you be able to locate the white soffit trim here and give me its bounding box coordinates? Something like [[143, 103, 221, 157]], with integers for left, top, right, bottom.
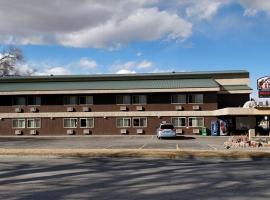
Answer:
[[0, 87, 220, 95]]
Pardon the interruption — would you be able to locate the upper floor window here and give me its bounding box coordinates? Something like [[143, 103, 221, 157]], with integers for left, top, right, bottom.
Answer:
[[171, 117, 186, 127], [79, 96, 93, 105], [132, 95, 147, 104], [64, 96, 77, 105], [133, 117, 147, 128], [116, 95, 131, 105], [28, 96, 41, 105], [188, 94, 203, 104], [13, 96, 26, 105], [171, 94, 186, 104]]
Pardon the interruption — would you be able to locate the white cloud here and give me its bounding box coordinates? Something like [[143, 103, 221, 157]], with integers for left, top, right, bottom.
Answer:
[[116, 69, 136, 74], [0, 1, 192, 48], [14, 64, 36, 76], [137, 60, 153, 69], [78, 58, 98, 69], [34, 67, 71, 76], [239, 0, 270, 16]]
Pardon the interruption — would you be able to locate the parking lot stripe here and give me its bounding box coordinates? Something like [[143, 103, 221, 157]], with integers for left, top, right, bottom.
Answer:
[[176, 144, 180, 150], [139, 143, 147, 149], [104, 145, 113, 149], [208, 145, 217, 150]]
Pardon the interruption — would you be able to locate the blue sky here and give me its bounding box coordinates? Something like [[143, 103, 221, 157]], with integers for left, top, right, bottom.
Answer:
[[0, 0, 270, 98]]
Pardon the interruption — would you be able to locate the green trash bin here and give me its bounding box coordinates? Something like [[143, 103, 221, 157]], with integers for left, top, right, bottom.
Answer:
[[201, 127, 208, 136]]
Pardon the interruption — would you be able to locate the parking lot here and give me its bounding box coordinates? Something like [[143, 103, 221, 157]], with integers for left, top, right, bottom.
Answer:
[[0, 135, 229, 151]]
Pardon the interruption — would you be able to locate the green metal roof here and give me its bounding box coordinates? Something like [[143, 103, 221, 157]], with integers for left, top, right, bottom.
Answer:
[[0, 70, 249, 83], [222, 85, 252, 91], [0, 78, 219, 92]]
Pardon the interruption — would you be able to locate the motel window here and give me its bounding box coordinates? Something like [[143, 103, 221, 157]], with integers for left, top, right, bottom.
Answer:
[[171, 117, 186, 127], [28, 96, 41, 105], [12, 119, 25, 128], [132, 95, 147, 104], [79, 96, 93, 105], [116, 95, 131, 105], [188, 94, 203, 104], [63, 118, 77, 128], [64, 96, 77, 105], [80, 118, 94, 128], [27, 118, 41, 128], [188, 117, 204, 127], [171, 94, 186, 104], [133, 117, 147, 128], [13, 96, 27, 105], [117, 118, 131, 128]]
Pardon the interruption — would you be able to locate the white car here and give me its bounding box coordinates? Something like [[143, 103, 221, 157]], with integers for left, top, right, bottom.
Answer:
[[156, 123, 176, 139]]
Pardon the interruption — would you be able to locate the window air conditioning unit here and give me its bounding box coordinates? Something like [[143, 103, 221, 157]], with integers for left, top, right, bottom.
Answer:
[[175, 105, 183, 111], [193, 129, 200, 134], [15, 130, 22, 135], [136, 129, 144, 134], [30, 107, 38, 112], [82, 107, 90, 112], [120, 106, 127, 111], [15, 107, 22, 113], [136, 106, 144, 111], [67, 129, 75, 135], [83, 129, 91, 135], [120, 129, 127, 134], [67, 107, 74, 112], [192, 105, 200, 110], [30, 130, 38, 135], [176, 129, 183, 134]]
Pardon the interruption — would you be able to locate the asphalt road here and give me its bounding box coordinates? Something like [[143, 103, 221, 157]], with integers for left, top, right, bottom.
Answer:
[[0, 135, 228, 150], [0, 156, 270, 200]]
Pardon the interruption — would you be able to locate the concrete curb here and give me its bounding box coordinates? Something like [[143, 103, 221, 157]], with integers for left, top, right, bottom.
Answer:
[[1, 148, 270, 159]]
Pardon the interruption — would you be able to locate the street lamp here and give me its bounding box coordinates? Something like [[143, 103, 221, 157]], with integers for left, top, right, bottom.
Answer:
[[264, 116, 270, 136]]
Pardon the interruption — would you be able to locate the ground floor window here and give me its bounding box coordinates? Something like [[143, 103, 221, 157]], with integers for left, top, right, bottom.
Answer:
[[27, 118, 41, 128], [64, 118, 77, 128], [117, 117, 131, 128], [80, 118, 94, 128], [188, 117, 204, 127], [12, 119, 25, 128], [133, 117, 147, 127], [171, 117, 186, 127]]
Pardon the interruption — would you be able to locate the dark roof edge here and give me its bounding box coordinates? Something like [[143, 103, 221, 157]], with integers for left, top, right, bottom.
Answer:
[[0, 70, 249, 83]]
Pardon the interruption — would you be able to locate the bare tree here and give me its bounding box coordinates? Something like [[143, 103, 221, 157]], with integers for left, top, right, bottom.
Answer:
[[0, 46, 24, 76]]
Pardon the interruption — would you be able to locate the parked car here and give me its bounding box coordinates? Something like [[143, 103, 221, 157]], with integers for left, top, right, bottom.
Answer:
[[156, 123, 176, 139]]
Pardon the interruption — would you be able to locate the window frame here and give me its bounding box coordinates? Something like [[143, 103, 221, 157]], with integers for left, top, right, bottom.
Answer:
[[116, 117, 131, 128], [171, 94, 186, 104], [132, 117, 147, 128], [116, 95, 131, 105], [27, 96, 41, 106], [12, 96, 27, 106], [63, 118, 78, 128], [27, 118, 41, 128], [79, 96, 93, 105], [188, 94, 203, 104], [171, 117, 186, 127], [12, 119, 26, 129], [80, 118, 94, 128], [188, 117, 204, 127], [132, 95, 147, 105], [63, 96, 78, 105]]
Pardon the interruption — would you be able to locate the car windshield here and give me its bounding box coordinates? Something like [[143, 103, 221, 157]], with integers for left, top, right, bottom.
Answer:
[[161, 124, 174, 129]]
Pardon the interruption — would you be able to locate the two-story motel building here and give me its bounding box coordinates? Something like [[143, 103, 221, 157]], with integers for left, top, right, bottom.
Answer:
[[0, 70, 268, 136]]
